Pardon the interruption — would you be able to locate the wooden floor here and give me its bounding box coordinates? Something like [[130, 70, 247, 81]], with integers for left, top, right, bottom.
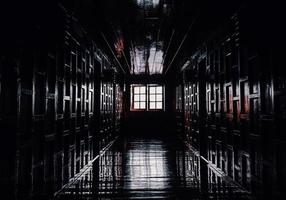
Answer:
[[54, 135, 251, 199]]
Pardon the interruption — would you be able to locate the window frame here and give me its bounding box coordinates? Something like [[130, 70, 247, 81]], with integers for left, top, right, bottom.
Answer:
[[131, 85, 147, 111], [130, 84, 165, 111], [148, 85, 164, 110]]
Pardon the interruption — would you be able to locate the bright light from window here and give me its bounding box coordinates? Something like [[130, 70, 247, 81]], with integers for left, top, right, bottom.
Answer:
[[136, 0, 160, 8], [125, 140, 168, 190], [131, 84, 164, 111], [148, 45, 163, 75], [153, 0, 160, 7], [132, 86, 146, 109], [148, 86, 163, 110]]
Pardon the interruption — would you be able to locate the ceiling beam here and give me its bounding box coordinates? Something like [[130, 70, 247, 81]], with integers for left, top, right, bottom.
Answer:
[[161, 29, 175, 73], [101, 32, 126, 74], [164, 18, 197, 74]]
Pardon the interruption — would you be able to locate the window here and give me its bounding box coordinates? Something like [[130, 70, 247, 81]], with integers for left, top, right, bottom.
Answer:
[[148, 85, 163, 110], [132, 85, 146, 109], [131, 84, 164, 111]]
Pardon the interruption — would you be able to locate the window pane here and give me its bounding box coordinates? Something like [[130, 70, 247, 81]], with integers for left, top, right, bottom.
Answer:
[[150, 102, 156, 109], [150, 95, 155, 101], [134, 87, 140, 94], [140, 94, 146, 101], [140, 86, 146, 93], [131, 84, 164, 111], [140, 102, 146, 109], [149, 87, 156, 94], [134, 95, 140, 101], [134, 102, 140, 109], [156, 86, 163, 93], [156, 102, 162, 109], [156, 94, 162, 101]]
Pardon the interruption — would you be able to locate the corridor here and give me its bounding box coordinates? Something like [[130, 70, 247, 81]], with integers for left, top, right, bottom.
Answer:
[[55, 135, 250, 199], [1, 0, 286, 200]]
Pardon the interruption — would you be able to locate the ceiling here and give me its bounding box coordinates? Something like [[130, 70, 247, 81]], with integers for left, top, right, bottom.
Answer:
[[2, 0, 285, 78], [62, 0, 243, 76]]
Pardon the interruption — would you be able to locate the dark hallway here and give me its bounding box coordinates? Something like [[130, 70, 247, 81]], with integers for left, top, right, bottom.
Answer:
[[55, 135, 250, 199], [1, 0, 286, 199]]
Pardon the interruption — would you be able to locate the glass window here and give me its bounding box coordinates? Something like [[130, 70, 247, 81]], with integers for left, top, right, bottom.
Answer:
[[132, 85, 146, 109], [131, 84, 164, 111], [148, 85, 163, 110]]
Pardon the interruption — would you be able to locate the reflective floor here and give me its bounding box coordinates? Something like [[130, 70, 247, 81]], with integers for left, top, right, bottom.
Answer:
[[54, 135, 251, 199]]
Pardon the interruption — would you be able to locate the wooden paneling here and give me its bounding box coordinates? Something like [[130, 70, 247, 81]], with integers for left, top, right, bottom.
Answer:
[[175, 11, 286, 197], [0, 6, 124, 199]]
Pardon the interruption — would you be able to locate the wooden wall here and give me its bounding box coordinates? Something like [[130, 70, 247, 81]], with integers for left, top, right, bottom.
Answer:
[[0, 5, 124, 200], [175, 10, 286, 198]]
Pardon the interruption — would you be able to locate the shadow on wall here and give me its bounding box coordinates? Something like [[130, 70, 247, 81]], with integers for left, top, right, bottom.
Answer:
[[125, 111, 175, 136]]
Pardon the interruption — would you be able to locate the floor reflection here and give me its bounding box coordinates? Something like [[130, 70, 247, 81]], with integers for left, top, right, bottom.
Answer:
[[124, 139, 170, 190], [55, 136, 252, 199]]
